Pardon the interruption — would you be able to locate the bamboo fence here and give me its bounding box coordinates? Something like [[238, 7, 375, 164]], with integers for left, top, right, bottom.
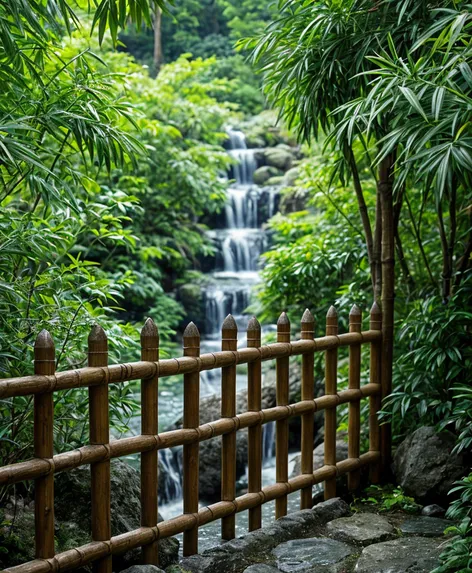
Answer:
[[0, 303, 386, 573]]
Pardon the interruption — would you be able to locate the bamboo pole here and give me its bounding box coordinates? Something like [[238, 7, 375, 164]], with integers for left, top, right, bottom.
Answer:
[[369, 302, 382, 483], [0, 331, 383, 400], [276, 312, 290, 519], [88, 325, 111, 573], [348, 305, 362, 492], [300, 309, 315, 510], [221, 315, 237, 540], [324, 306, 338, 500], [182, 322, 200, 556], [33, 330, 55, 560], [247, 316, 262, 531], [140, 318, 159, 565]]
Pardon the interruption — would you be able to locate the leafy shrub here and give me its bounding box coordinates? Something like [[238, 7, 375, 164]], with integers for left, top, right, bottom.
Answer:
[[432, 474, 472, 573], [352, 484, 422, 514]]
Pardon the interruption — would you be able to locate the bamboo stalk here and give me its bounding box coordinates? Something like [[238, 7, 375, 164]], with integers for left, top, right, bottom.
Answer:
[[33, 330, 55, 560], [369, 302, 382, 483], [247, 316, 262, 531], [182, 322, 200, 556], [300, 309, 315, 510], [221, 315, 237, 541], [324, 306, 338, 500], [88, 325, 111, 573], [276, 312, 290, 518], [348, 305, 362, 491], [0, 332, 383, 400], [140, 318, 159, 565]]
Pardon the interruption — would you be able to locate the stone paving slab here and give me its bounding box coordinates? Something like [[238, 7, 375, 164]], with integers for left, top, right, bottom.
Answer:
[[273, 538, 355, 573], [399, 515, 452, 537], [354, 537, 443, 573], [326, 513, 395, 546]]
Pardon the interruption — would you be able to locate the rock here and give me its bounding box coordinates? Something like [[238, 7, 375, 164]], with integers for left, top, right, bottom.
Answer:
[[291, 439, 349, 477], [422, 504, 446, 517], [121, 567, 165, 573], [243, 566, 279, 573], [176, 499, 350, 573], [354, 537, 442, 573], [0, 461, 178, 571], [273, 538, 354, 572], [326, 513, 395, 546], [282, 167, 300, 187], [264, 148, 294, 171], [266, 176, 284, 186], [254, 165, 283, 185], [399, 516, 451, 537], [279, 188, 310, 214], [393, 426, 466, 505]]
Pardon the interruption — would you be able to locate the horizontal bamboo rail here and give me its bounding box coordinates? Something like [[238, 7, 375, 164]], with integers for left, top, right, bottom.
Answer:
[[1, 304, 384, 573]]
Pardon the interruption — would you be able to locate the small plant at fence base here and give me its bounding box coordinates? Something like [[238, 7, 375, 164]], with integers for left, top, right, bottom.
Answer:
[[352, 484, 422, 514]]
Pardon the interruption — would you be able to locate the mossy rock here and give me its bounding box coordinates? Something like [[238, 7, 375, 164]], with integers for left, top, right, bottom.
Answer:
[[253, 166, 283, 185], [282, 167, 300, 187], [265, 176, 284, 186], [264, 148, 294, 171]]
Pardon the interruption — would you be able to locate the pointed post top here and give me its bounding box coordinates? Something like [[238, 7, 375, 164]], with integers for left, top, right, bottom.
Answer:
[[222, 314, 238, 333], [277, 311, 290, 326], [301, 308, 314, 340], [88, 324, 107, 343], [301, 308, 314, 324], [141, 317, 159, 339], [183, 321, 200, 339], [326, 305, 338, 319], [247, 316, 261, 332], [370, 301, 382, 330], [349, 304, 361, 316], [34, 329, 54, 350]]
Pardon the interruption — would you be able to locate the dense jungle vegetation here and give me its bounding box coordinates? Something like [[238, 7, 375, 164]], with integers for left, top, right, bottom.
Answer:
[[0, 1, 471, 571]]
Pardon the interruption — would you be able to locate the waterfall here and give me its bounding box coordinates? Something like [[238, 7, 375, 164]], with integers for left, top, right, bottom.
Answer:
[[262, 421, 276, 464], [159, 448, 183, 504]]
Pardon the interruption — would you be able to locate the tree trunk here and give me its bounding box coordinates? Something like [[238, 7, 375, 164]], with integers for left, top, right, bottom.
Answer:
[[153, 5, 163, 74], [378, 153, 395, 479], [373, 190, 382, 302]]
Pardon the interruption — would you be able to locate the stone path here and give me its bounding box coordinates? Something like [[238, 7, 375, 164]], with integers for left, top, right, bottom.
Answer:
[[167, 499, 452, 573]]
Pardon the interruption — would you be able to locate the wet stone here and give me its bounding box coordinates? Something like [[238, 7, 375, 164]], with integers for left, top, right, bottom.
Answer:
[[421, 504, 446, 517], [273, 537, 354, 572], [243, 566, 280, 573], [399, 516, 451, 537], [355, 537, 442, 573], [326, 512, 395, 546]]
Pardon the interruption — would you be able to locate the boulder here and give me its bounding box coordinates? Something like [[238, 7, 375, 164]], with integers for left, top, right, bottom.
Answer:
[[355, 537, 442, 573], [291, 439, 349, 478], [282, 167, 300, 188], [393, 426, 466, 505], [326, 513, 395, 546], [253, 166, 283, 185], [264, 148, 294, 171], [265, 176, 284, 186], [279, 188, 310, 214], [0, 460, 179, 571]]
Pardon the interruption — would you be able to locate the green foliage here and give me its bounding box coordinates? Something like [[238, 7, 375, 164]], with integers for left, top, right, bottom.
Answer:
[[380, 287, 472, 443], [433, 475, 472, 573], [352, 484, 422, 514]]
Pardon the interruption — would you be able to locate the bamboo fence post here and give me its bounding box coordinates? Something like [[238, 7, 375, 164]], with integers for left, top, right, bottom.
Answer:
[[88, 325, 111, 573], [247, 316, 262, 531], [324, 306, 338, 500], [34, 330, 55, 560], [348, 305, 362, 492], [183, 322, 200, 556], [140, 318, 159, 565], [369, 302, 382, 484], [221, 315, 238, 540], [300, 309, 315, 510], [276, 312, 290, 519]]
